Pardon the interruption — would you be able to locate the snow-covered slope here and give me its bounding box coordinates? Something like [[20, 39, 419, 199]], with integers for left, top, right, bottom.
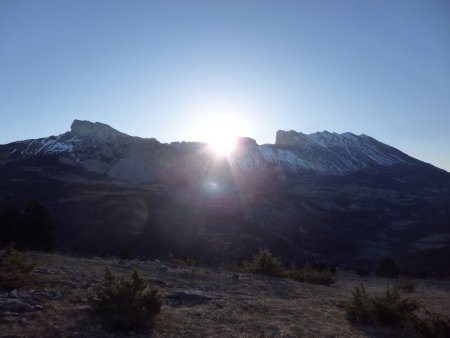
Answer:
[[1, 120, 165, 182], [251, 130, 422, 175]]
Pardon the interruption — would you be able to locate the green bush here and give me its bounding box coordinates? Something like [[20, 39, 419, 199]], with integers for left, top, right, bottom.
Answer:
[[345, 283, 450, 336], [376, 258, 399, 278], [371, 286, 419, 326], [90, 268, 163, 331], [288, 263, 335, 286], [243, 248, 286, 277], [345, 283, 373, 323], [0, 244, 35, 291]]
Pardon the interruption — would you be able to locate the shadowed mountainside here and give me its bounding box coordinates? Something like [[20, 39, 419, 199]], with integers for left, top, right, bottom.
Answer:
[[0, 120, 449, 272]]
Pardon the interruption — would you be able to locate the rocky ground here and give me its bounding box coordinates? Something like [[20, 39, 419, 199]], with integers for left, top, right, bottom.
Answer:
[[1, 252, 449, 337]]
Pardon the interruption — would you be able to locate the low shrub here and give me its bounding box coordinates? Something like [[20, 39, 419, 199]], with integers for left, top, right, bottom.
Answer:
[[371, 286, 420, 327], [345, 283, 373, 323], [243, 248, 286, 277], [0, 244, 35, 291], [413, 271, 429, 279], [243, 249, 335, 285], [409, 308, 450, 338], [355, 267, 371, 277], [90, 268, 163, 331], [288, 263, 335, 286], [394, 279, 415, 293], [167, 253, 197, 268], [243, 248, 335, 286], [118, 249, 136, 260], [328, 264, 337, 274], [346, 283, 450, 336], [376, 258, 399, 278]]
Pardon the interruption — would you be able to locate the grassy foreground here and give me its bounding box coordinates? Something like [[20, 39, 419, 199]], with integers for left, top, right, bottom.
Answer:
[[1, 251, 449, 337]]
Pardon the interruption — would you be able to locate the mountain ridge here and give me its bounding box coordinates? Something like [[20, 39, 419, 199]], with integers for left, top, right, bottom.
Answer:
[[1, 120, 445, 182]]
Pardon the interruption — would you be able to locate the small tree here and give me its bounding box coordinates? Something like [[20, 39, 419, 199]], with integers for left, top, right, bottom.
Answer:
[[0, 201, 55, 251], [20, 200, 55, 251], [0, 206, 21, 247], [244, 248, 286, 277], [346, 283, 373, 323], [90, 268, 163, 330]]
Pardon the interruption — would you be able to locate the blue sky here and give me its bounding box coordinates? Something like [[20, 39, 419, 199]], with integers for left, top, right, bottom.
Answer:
[[1, 0, 449, 170]]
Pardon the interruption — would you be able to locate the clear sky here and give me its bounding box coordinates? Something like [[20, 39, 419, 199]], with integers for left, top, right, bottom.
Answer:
[[1, 0, 449, 170]]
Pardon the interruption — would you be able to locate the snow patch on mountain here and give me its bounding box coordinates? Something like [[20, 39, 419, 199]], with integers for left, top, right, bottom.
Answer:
[[18, 136, 79, 156]]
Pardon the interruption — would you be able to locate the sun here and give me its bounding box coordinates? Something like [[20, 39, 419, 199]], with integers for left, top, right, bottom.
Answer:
[[198, 115, 245, 156], [208, 133, 237, 156]]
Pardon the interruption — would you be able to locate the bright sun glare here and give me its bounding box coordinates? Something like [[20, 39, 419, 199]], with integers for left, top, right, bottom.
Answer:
[[208, 131, 238, 156], [199, 116, 245, 156]]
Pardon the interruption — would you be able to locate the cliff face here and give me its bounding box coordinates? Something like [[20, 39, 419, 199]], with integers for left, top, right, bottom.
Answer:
[[70, 119, 129, 141]]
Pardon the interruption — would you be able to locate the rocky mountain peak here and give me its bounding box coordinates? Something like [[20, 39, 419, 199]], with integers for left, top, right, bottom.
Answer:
[[70, 120, 129, 140], [276, 129, 362, 148], [236, 137, 258, 148], [275, 130, 312, 146]]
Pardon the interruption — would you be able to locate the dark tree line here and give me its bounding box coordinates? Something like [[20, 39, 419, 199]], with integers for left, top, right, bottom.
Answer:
[[0, 200, 55, 251]]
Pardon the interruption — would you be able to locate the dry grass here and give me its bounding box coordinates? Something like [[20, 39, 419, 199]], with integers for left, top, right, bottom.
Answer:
[[0, 245, 35, 291], [0, 252, 449, 337]]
